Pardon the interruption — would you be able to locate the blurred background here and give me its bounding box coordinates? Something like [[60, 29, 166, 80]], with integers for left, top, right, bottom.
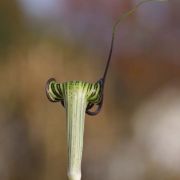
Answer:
[[0, 0, 180, 179]]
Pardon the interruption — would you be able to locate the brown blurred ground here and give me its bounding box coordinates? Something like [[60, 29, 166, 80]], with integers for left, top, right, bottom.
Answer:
[[0, 0, 180, 180]]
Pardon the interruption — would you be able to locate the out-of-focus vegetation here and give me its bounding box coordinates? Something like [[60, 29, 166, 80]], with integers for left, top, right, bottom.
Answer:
[[0, 0, 180, 180]]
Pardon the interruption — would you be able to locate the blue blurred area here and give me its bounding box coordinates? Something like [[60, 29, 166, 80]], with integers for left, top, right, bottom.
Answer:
[[1, 0, 178, 54]]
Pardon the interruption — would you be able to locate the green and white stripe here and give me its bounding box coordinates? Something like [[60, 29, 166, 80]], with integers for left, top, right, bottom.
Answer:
[[46, 79, 102, 180]]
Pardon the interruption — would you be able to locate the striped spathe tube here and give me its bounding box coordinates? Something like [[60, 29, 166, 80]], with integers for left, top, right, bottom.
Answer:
[[46, 78, 102, 180]]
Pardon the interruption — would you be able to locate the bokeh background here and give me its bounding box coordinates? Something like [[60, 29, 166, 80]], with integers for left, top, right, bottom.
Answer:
[[0, 0, 180, 179]]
